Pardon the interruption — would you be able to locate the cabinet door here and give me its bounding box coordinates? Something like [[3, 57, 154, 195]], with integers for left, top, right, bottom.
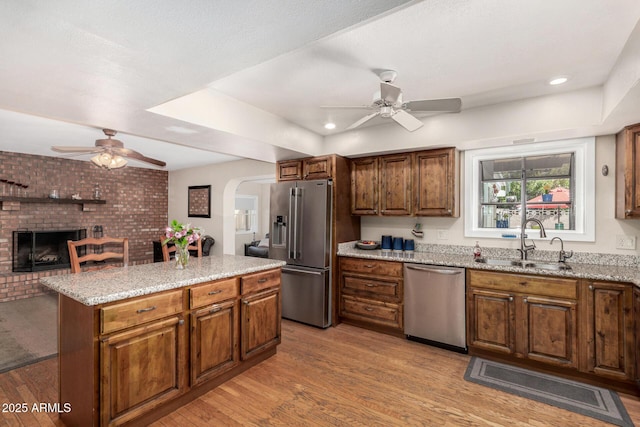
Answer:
[[277, 160, 302, 181], [303, 156, 333, 180], [413, 148, 457, 216], [241, 287, 281, 360], [100, 316, 186, 426], [635, 288, 640, 383], [191, 299, 239, 385], [467, 288, 515, 354], [585, 281, 635, 380], [616, 123, 640, 218], [350, 157, 379, 215], [522, 296, 577, 367], [380, 154, 412, 215]]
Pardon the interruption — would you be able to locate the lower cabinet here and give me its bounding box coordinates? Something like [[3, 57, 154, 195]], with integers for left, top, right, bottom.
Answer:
[[583, 280, 635, 381], [191, 299, 239, 385], [59, 268, 282, 427], [338, 257, 403, 334], [241, 287, 281, 360], [467, 270, 578, 368], [468, 270, 639, 392], [100, 316, 187, 426]]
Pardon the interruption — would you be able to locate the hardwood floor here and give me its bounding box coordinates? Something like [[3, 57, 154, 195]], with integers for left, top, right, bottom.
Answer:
[[1, 320, 639, 426]]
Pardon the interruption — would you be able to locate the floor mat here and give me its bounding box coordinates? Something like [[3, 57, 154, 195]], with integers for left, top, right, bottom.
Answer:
[[464, 357, 635, 427], [0, 294, 58, 373]]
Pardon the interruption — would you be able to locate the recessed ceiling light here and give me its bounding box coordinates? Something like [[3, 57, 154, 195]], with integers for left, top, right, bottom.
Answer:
[[549, 76, 568, 86], [324, 122, 336, 130]]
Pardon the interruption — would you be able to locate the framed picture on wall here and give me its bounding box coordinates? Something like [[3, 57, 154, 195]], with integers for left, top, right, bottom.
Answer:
[[188, 185, 211, 218]]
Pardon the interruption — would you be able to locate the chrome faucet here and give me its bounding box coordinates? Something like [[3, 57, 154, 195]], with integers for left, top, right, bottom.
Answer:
[[550, 237, 573, 263], [519, 218, 547, 260]]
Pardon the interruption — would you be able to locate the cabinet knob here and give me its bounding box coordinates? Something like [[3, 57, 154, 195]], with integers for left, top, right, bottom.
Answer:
[[365, 283, 378, 288], [523, 298, 528, 304], [364, 264, 375, 268], [625, 210, 632, 216], [364, 307, 374, 312], [508, 296, 514, 302], [178, 319, 184, 326], [588, 284, 594, 291]]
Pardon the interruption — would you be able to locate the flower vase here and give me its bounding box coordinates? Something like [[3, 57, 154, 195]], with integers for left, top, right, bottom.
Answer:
[[175, 245, 190, 269]]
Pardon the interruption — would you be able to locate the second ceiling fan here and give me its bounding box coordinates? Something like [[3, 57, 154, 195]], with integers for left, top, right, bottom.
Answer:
[[325, 70, 462, 132]]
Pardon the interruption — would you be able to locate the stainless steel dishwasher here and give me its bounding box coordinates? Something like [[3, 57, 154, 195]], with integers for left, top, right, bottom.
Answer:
[[404, 263, 467, 353]]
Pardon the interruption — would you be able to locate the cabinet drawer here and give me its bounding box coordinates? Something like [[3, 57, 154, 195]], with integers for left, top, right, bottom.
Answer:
[[340, 257, 402, 278], [342, 275, 401, 300], [341, 295, 402, 329], [468, 270, 577, 300], [190, 278, 238, 309], [101, 290, 183, 334], [241, 269, 281, 294]]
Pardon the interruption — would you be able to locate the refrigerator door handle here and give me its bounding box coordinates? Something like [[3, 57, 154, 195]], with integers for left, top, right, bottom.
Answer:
[[288, 187, 295, 259]]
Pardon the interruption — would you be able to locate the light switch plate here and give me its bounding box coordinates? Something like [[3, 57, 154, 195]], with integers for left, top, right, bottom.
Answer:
[[615, 235, 636, 250], [437, 229, 449, 240]]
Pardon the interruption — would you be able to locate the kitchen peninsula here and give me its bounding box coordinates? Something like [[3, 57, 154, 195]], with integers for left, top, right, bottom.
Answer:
[[41, 255, 286, 427]]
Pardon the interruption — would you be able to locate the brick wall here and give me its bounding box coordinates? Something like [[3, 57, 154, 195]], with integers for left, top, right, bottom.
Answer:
[[0, 151, 168, 302]]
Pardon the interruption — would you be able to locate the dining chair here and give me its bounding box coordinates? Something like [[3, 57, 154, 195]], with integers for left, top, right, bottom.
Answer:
[[67, 237, 129, 273], [160, 237, 202, 262]]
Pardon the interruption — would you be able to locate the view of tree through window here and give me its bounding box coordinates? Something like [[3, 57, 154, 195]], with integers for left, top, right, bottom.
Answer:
[[479, 153, 574, 231]]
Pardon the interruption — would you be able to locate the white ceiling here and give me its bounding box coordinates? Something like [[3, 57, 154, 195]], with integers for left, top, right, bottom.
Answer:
[[1, 1, 640, 170]]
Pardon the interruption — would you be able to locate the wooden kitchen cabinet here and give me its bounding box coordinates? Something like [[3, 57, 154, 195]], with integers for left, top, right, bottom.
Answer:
[[100, 315, 187, 426], [467, 288, 516, 354], [413, 147, 458, 217], [380, 153, 412, 215], [240, 270, 282, 360], [350, 156, 379, 215], [57, 268, 282, 427], [635, 287, 640, 383], [616, 123, 640, 218], [339, 257, 404, 334], [467, 270, 578, 368], [303, 156, 333, 180], [582, 280, 636, 381], [277, 160, 303, 181]]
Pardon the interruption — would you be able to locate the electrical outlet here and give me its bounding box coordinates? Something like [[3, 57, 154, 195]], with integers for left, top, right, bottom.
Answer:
[[615, 235, 636, 250], [437, 229, 449, 240]]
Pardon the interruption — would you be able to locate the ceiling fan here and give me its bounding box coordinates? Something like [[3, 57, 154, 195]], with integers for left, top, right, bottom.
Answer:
[[324, 70, 462, 132], [51, 129, 166, 169]]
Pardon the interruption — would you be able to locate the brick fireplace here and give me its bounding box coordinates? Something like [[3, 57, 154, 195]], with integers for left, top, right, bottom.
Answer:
[[0, 151, 168, 302]]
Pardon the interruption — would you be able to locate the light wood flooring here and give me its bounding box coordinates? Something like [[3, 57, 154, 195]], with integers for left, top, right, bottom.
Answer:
[[1, 320, 639, 426]]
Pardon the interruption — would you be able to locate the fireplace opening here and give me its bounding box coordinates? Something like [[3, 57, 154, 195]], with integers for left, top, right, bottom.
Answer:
[[13, 229, 87, 272]]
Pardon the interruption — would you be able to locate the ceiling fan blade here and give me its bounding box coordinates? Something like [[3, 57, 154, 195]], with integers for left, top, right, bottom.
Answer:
[[51, 146, 102, 153], [380, 82, 402, 105], [403, 98, 462, 113], [346, 112, 380, 130], [116, 147, 166, 167], [391, 110, 424, 132], [320, 105, 376, 110]]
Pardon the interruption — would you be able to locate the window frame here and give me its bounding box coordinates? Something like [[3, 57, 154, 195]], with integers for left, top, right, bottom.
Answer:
[[234, 194, 259, 234], [464, 137, 595, 241]]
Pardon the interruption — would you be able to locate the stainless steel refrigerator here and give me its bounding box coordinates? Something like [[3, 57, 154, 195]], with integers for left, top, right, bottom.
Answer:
[[269, 179, 332, 328]]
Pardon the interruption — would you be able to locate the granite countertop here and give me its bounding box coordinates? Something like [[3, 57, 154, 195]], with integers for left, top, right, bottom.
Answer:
[[40, 255, 286, 306], [337, 245, 640, 288]]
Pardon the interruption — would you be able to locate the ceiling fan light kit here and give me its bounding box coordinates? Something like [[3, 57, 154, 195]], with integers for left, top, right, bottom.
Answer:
[[323, 69, 462, 132], [51, 129, 166, 169], [91, 152, 127, 169]]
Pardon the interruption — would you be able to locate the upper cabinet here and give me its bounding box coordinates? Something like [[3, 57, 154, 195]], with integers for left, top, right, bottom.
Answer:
[[350, 147, 458, 217], [414, 148, 458, 217], [351, 157, 379, 215], [616, 123, 640, 218], [277, 160, 303, 181], [276, 156, 333, 181], [380, 154, 413, 215]]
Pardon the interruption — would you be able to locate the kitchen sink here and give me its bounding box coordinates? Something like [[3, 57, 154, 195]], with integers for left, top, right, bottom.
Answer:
[[475, 258, 571, 271]]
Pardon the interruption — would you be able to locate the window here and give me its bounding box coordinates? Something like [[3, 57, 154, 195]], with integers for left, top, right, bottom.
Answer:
[[234, 195, 258, 233], [464, 137, 595, 241]]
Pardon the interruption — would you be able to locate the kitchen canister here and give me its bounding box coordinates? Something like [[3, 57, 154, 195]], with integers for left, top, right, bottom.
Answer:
[[404, 239, 415, 252], [381, 235, 392, 250], [392, 237, 404, 251]]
